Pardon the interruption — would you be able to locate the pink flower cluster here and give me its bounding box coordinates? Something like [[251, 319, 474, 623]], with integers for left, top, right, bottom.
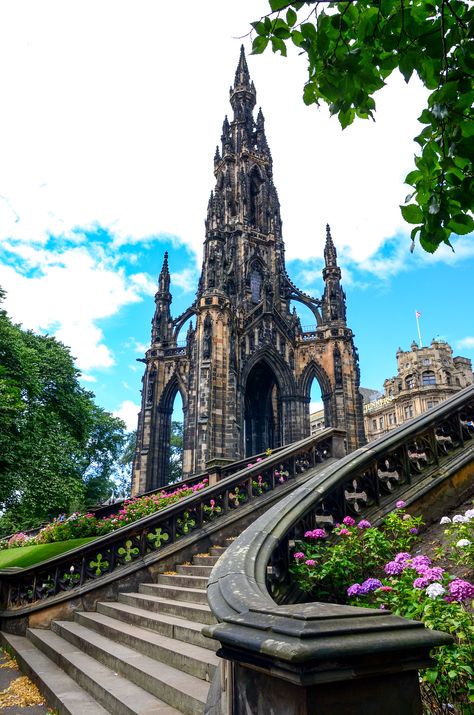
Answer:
[[304, 529, 327, 539]]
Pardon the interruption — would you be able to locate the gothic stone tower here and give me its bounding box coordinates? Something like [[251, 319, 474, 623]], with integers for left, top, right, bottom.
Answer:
[[132, 48, 365, 494]]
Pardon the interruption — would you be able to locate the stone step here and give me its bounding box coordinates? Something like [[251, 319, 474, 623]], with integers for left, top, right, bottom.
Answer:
[[28, 627, 184, 715], [176, 564, 213, 577], [29, 621, 209, 715], [0, 631, 109, 715], [209, 546, 226, 557], [97, 600, 218, 652], [140, 583, 208, 604], [157, 573, 209, 589], [120, 591, 216, 626], [72, 611, 219, 680], [192, 554, 220, 567]]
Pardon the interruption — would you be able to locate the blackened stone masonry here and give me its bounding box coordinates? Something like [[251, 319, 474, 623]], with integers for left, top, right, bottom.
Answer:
[[132, 47, 365, 494]]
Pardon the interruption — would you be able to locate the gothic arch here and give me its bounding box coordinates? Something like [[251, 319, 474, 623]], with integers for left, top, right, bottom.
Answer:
[[172, 305, 197, 342], [242, 346, 297, 397], [299, 359, 334, 428], [158, 371, 188, 413], [291, 296, 322, 326]]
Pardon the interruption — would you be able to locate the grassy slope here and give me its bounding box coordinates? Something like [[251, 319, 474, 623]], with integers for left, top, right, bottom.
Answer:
[[0, 537, 99, 569]]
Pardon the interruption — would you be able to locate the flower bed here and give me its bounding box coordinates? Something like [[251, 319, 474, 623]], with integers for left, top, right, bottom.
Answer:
[[0, 479, 208, 550], [290, 502, 474, 713]]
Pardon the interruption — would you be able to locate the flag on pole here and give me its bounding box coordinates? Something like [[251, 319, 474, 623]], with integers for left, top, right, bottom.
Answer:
[[415, 310, 421, 318]]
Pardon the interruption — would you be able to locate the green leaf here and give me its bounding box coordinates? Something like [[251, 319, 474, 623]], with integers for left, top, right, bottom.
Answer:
[[271, 36, 287, 56], [286, 8, 297, 27], [252, 36, 269, 55], [339, 108, 355, 129], [269, 0, 292, 10], [448, 213, 474, 235], [251, 21, 267, 36], [401, 204, 423, 224]]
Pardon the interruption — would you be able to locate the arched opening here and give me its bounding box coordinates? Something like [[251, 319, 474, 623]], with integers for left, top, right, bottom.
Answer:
[[289, 300, 318, 332], [168, 390, 184, 483], [244, 361, 280, 457], [175, 317, 194, 347], [308, 376, 324, 435]]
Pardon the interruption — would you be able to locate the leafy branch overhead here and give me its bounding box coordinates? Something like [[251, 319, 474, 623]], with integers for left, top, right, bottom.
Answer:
[[251, 0, 474, 252]]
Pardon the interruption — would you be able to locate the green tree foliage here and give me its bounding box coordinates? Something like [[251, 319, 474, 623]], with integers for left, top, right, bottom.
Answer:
[[169, 421, 184, 484], [251, 1, 474, 252], [0, 290, 126, 532]]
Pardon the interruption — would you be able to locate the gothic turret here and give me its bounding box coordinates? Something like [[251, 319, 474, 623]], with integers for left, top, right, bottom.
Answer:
[[151, 251, 172, 343], [322, 225, 346, 323]]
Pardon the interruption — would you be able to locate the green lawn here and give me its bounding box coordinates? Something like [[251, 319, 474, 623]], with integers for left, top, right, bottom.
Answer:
[[0, 537, 99, 569]]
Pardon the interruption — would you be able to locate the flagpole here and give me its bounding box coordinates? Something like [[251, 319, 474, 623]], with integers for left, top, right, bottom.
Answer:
[[415, 311, 423, 347]]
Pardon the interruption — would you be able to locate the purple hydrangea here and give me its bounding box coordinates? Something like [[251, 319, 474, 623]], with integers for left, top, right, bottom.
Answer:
[[410, 555, 431, 570], [384, 560, 404, 576], [448, 579, 474, 602], [293, 552, 305, 560], [396, 500, 406, 509], [347, 583, 362, 597], [304, 529, 327, 539], [358, 519, 372, 530], [342, 516, 356, 526], [423, 567, 444, 582], [360, 578, 383, 594], [394, 552, 411, 563], [410, 527, 419, 535], [413, 577, 429, 589], [305, 559, 316, 566]]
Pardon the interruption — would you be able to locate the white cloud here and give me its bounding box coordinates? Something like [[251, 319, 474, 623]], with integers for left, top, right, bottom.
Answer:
[[114, 400, 141, 431], [79, 373, 97, 383], [0, 0, 435, 268], [310, 401, 324, 414], [124, 338, 149, 354], [171, 268, 199, 294], [0, 243, 143, 370], [456, 337, 474, 350]]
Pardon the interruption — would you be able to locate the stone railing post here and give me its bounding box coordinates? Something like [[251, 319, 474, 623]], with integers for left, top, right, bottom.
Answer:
[[204, 601, 451, 715]]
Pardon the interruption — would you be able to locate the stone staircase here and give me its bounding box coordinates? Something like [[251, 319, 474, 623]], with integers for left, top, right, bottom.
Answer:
[[2, 546, 227, 714]]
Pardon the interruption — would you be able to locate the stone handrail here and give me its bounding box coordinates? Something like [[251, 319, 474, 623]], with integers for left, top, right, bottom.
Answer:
[[203, 386, 474, 712], [0, 428, 344, 615]]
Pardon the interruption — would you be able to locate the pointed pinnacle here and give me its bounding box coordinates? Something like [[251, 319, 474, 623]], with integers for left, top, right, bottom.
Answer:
[[233, 44, 253, 91]]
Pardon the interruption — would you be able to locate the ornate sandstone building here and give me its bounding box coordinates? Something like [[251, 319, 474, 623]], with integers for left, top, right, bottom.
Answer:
[[132, 48, 365, 494], [364, 339, 474, 441]]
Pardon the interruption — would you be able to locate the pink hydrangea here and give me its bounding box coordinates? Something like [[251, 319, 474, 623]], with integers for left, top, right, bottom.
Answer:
[[293, 552, 305, 560], [338, 528, 351, 536], [305, 559, 316, 566], [448, 579, 474, 602], [304, 529, 327, 539], [342, 516, 356, 526], [413, 577, 429, 589], [396, 500, 406, 509]]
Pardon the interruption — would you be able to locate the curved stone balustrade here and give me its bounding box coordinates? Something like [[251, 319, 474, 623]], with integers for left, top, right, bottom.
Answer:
[[0, 429, 342, 616], [204, 386, 474, 714]]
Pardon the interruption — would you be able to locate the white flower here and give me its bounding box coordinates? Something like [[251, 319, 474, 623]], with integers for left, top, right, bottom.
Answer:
[[456, 539, 471, 548], [464, 509, 474, 520], [440, 516, 451, 525], [452, 515, 467, 523], [426, 583, 446, 599]]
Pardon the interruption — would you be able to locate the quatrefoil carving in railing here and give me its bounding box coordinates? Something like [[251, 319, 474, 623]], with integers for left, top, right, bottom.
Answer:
[[117, 539, 140, 563], [344, 478, 369, 513], [146, 527, 170, 549], [89, 553, 110, 576]]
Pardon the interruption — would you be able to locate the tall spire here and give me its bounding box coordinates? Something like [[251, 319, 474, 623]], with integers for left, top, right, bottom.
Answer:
[[230, 45, 256, 120], [324, 224, 338, 268], [157, 251, 170, 295]]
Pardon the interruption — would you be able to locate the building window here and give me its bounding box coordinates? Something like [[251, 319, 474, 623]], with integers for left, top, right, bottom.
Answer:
[[422, 371, 436, 386], [406, 375, 415, 389], [427, 400, 438, 409], [445, 372, 452, 386], [404, 404, 414, 419], [389, 413, 396, 425], [250, 269, 262, 304], [372, 419, 377, 431], [423, 358, 431, 366], [379, 416, 384, 429]]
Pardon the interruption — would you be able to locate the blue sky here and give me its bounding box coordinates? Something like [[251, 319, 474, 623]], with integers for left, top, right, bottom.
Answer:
[[0, 1, 472, 429]]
